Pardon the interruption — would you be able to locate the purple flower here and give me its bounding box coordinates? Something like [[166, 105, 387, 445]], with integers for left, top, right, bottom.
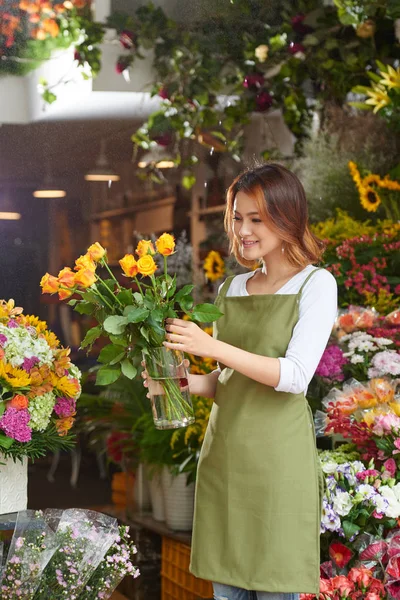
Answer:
[[54, 397, 76, 418], [0, 407, 31, 442], [0, 334, 7, 346], [7, 320, 18, 329], [22, 356, 39, 372], [316, 345, 347, 381]]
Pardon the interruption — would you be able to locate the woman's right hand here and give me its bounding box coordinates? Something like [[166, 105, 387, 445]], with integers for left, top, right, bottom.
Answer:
[[140, 359, 190, 399]]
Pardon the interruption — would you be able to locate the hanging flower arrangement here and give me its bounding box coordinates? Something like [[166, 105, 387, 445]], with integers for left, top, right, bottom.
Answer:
[[203, 250, 226, 283]]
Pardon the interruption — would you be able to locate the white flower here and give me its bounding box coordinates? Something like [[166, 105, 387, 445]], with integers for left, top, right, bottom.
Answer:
[[372, 494, 389, 515], [355, 484, 377, 501], [350, 354, 364, 364], [368, 350, 400, 378], [0, 323, 53, 368], [255, 44, 269, 62], [332, 490, 353, 516], [321, 460, 338, 474], [375, 338, 394, 347], [379, 485, 400, 518]]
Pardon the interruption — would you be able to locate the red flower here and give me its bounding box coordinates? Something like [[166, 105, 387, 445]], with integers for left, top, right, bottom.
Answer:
[[115, 56, 133, 74], [119, 29, 136, 49], [359, 541, 388, 563], [364, 593, 381, 600], [288, 42, 306, 55], [158, 87, 170, 100], [255, 90, 273, 112], [243, 73, 265, 90], [291, 13, 313, 35], [332, 575, 354, 597], [387, 555, 400, 579], [153, 132, 172, 147], [320, 578, 333, 595], [106, 431, 132, 464], [329, 542, 353, 568], [386, 581, 400, 600], [348, 567, 373, 589]]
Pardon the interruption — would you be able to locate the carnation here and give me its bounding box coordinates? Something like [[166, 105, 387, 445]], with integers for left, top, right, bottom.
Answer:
[[54, 397, 76, 418], [0, 407, 32, 442], [316, 345, 347, 381], [368, 350, 400, 378]]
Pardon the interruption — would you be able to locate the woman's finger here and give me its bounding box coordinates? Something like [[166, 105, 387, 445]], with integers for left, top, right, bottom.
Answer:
[[183, 359, 190, 368], [167, 333, 185, 343], [166, 318, 189, 328]]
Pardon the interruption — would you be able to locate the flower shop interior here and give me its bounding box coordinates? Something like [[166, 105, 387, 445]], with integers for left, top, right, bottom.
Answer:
[[0, 0, 400, 599]]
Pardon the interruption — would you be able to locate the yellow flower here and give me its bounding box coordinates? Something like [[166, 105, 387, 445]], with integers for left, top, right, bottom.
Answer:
[[359, 185, 382, 212], [348, 161, 362, 188], [255, 44, 269, 62], [56, 375, 80, 398], [203, 250, 225, 282], [18, 314, 48, 334], [40, 273, 59, 294], [0, 299, 23, 319], [58, 267, 76, 289], [389, 403, 400, 417], [137, 255, 158, 277], [365, 83, 390, 113], [378, 177, 400, 191], [74, 253, 96, 272], [362, 174, 382, 187], [356, 19, 376, 39], [156, 233, 175, 256], [0, 361, 31, 388], [136, 240, 156, 257], [40, 330, 60, 349], [119, 254, 139, 277], [74, 268, 97, 289], [55, 416, 75, 437], [87, 242, 106, 262], [379, 65, 400, 90]]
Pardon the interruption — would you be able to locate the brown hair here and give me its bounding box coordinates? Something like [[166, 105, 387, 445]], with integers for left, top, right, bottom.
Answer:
[[224, 163, 325, 269]]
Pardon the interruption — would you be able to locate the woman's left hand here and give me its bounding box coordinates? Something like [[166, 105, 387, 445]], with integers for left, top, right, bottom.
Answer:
[[164, 318, 217, 358]]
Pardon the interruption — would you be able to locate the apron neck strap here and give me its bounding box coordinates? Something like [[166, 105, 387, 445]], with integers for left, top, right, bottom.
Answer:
[[297, 267, 321, 299], [218, 276, 235, 299]]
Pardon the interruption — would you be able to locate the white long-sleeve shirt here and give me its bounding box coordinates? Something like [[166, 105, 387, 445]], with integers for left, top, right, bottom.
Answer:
[[219, 265, 338, 394]]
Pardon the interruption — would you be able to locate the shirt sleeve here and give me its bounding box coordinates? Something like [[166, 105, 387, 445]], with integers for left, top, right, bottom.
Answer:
[[274, 269, 338, 395]]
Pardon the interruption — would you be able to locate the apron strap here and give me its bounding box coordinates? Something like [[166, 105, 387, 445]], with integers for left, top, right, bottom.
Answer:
[[218, 275, 235, 300], [297, 267, 321, 299]]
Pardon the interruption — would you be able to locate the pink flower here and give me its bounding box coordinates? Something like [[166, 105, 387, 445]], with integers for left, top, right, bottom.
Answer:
[[255, 91, 273, 112], [0, 407, 31, 442], [243, 73, 265, 90], [373, 414, 400, 436], [356, 469, 380, 481], [54, 397, 76, 418], [348, 567, 373, 588], [288, 42, 306, 55], [316, 345, 347, 381], [384, 458, 397, 477]]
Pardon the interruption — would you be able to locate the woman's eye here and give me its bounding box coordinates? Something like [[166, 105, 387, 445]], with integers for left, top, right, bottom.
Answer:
[[233, 216, 241, 221], [252, 219, 262, 223]]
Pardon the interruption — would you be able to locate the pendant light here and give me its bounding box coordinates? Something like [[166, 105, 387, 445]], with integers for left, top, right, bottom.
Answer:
[[0, 188, 21, 220], [33, 164, 66, 198], [85, 139, 120, 182], [138, 145, 175, 170]]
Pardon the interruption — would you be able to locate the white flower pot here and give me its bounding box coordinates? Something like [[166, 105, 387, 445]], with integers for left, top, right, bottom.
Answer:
[[148, 468, 165, 521], [0, 456, 28, 515], [162, 467, 195, 531], [134, 463, 152, 512]]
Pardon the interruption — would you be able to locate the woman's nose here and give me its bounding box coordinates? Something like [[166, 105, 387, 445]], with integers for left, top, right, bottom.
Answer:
[[239, 221, 252, 236]]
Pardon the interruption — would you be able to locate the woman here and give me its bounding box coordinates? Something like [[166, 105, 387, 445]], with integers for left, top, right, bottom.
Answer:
[[143, 164, 337, 600]]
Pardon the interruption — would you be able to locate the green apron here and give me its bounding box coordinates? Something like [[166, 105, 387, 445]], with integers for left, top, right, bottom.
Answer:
[[190, 269, 323, 594]]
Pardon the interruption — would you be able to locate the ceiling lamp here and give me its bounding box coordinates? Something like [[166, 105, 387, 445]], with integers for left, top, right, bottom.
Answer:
[[33, 167, 66, 198], [0, 188, 21, 219], [85, 139, 120, 182], [0, 212, 21, 220], [138, 145, 175, 169]]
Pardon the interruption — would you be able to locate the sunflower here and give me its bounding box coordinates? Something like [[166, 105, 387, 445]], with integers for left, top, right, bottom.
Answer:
[[40, 330, 60, 349], [365, 83, 390, 113], [0, 361, 31, 388], [378, 177, 400, 191], [379, 65, 400, 90], [56, 375, 80, 398], [362, 174, 382, 187], [204, 251, 225, 282], [19, 314, 48, 334], [359, 186, 382, 212]]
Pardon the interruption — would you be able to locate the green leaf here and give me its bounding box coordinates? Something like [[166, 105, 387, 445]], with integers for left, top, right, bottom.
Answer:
[[81, 326, 102, 349], [0, 403, 5, 417], [342, 520, 360, 539], [124, 306, 150, 323], [96, 365, 121, 386], [121, 360, 137, 380], [175, 284, 194, 302], [191, 304, 223, 323], [103, 315, 129, 335], [75, 302, 96, 315], [42, 89, 57, 104], [179, 295, 194, 312], [98, 344, 126, 364], [182, 174, 196, 190], [0, 434, 14, 449], [348, 101, 370, 110], [109, 334, 129, 346], [133, 292, 144, 304], [117, 289, 134, 305], [140, 326, 150, 343], [68, 299, 78, 307]]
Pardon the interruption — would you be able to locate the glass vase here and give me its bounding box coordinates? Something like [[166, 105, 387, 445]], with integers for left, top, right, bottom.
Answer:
[[144, 347, 195, 430]]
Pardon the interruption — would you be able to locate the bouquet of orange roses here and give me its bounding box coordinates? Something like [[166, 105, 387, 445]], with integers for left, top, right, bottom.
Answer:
[[40, 233, 222, 429]]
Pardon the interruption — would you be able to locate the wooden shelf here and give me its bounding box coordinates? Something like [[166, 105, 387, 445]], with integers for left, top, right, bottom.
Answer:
[[188, 203, 225, 217], [90, 196, 176, 221]]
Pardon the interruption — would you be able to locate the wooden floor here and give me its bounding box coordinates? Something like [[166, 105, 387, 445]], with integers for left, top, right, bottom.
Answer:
[[111, 592, 129, 600]]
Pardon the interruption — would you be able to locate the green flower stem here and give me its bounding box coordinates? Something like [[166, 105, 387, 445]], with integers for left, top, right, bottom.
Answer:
[[134, 276, 145, 296], [95, 276, 124, 308], [101, 258, 121, 289], [90, 281, 115, 311], [164, 255, 168, 287]]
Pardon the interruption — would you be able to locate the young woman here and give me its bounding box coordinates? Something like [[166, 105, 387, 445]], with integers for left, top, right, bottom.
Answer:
[[143, 163, 338, 600]]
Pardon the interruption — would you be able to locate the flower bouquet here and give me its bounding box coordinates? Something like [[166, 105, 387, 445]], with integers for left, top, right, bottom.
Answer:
[[0, 508, 139, 599], [40, 235, 223, 430], [0, 299, 81, 459]]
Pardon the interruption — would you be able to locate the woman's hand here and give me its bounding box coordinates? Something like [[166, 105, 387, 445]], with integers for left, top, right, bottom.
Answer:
[[163, 318, 217, 358], [141, 358, 190, 398]]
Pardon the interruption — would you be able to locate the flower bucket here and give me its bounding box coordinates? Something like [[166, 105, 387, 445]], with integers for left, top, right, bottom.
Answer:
[[162, 467, 195, 531], [148, 469, 165, 522], [0, 456, 28, 515], [133, 462, 152, 512], [144, 348, 195, 430]]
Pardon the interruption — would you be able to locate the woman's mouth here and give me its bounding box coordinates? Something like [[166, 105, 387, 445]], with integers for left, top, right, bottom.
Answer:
[[242, 241, 258, 248]]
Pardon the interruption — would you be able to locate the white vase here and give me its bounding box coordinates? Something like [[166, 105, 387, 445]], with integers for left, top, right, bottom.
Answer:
[[147, 468, 165, 521], [0, 456, 28, 515], [162, 466, 195, 531], [133, 463, 152, 512]]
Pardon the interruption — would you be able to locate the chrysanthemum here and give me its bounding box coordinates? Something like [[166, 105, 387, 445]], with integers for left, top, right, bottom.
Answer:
[[379, 65, 400, 90], [365, 83, 390, 113], [203, 251, 225, 282], [359, 186, 381, 212], [0, 361, 32, 388]]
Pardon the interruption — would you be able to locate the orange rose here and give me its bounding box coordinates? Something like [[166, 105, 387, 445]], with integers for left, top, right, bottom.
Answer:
[[136, 240, 156, 257], [74, 268, 96, 289], [87, 242, 106, 262], [57, 267, 75, 289], [8, 394, 29, 410], [55, 416, 75, 437], [156, 232, 175, 256], [74, 253, 96, 272], [119, 254, 139, 277], [137, 255, 158, 277], [58, 288, 73, 301], [40, 273, 59, 294]]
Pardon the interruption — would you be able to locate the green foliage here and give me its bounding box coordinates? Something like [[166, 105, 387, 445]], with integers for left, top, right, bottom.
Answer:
[[1, 426, 75, 462]]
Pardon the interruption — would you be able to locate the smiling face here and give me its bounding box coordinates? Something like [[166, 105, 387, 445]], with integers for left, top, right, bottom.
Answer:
[[233, 190, 283, 262]]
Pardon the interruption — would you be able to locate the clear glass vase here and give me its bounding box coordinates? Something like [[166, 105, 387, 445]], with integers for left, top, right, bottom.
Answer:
[[144, 347, 195, 430]]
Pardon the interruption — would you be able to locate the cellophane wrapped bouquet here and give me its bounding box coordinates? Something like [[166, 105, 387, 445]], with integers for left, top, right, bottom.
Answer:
[[0, 509, 139, 600], [0, 299, 81, 459]]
